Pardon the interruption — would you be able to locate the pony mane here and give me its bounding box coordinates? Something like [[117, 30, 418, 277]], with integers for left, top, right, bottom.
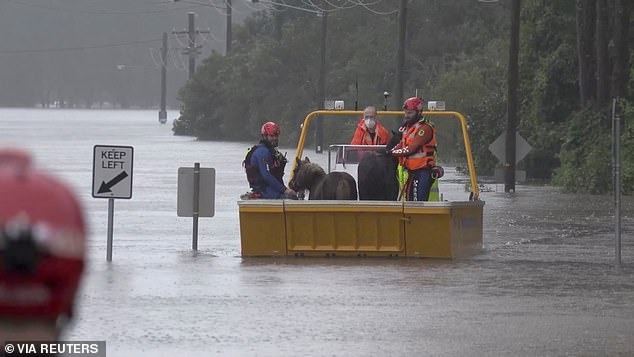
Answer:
[[292, 160, 326, 191]]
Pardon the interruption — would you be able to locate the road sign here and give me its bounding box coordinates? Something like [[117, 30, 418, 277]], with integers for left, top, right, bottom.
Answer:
[[488, 132, 533, 164], [177, 166, 215, 217], [92, 145, 134, 199]]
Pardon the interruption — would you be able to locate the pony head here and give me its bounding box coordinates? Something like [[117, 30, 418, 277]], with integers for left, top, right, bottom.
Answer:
[[289, 157, 309, 192], [289, 157, 325, 194]]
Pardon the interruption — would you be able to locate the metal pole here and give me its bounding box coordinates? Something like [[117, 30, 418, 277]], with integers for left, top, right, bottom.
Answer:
[[354, 79, 358, 111], [192, 162, 200, 251], [107, 198, 114, 262], [159, 32, 168, 123], [383, 91, 390, 111], [612, 98, 621, 267]]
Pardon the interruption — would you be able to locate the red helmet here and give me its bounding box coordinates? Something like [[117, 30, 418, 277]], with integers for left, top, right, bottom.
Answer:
[[261, 121, 280, 136], [0, 149, 85, 320], [0, 148, 31, 167], [403, 97, 424, 111]]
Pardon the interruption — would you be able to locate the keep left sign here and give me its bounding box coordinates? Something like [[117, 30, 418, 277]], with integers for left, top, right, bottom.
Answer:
[[92, 145, 134, 199]]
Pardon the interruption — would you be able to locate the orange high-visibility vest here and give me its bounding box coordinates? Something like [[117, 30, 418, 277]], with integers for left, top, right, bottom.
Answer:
[[398, 120, 436, 170]]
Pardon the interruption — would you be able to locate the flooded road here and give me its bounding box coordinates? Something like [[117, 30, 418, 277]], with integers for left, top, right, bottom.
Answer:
[[1, 108, 633, 356]]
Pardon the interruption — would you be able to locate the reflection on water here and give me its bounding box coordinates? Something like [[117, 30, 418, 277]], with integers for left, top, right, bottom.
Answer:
[[1, 109, 633, 356]]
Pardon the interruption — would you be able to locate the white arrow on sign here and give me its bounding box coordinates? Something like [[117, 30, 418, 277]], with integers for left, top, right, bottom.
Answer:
[[488, 132, 533, 164]]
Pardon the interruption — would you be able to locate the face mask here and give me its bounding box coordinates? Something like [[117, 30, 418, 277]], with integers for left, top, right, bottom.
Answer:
[[364, 118, 376, 129]]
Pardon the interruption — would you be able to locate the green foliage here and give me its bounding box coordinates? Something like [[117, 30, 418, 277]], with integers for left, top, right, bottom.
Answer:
[[175, 1, 510, 152], [553, 100, 634, 194], [552, 108, 611, 193], [173, 0, 634, 194], [431, 40, 507, 173], [519, 0, 578, 180]]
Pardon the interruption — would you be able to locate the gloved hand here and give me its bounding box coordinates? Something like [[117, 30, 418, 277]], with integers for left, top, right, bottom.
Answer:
[[385, 130, 402, 153], [431, 166, 444, 179]]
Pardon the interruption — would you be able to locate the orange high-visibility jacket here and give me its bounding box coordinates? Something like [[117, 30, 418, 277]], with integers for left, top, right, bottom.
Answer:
[[391, 120, 436, 170], [350, 118, 391, 145]]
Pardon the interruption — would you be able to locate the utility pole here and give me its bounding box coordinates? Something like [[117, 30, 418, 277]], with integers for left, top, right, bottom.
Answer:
[[226, 0, 232, 55], [394, 0, 407, 109], [315, 4, 328, 153], [172, 12, 209, 79], [187, 12, 196, 78], [159, 32, 168, 124], [505, 0, 520, 192]]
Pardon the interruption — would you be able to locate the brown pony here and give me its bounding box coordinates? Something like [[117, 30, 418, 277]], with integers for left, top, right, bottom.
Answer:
[[289, 157, 358, 200]]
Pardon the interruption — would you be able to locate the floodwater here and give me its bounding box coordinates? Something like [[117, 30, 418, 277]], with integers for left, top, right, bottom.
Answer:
[[1, 108, 633, 356]]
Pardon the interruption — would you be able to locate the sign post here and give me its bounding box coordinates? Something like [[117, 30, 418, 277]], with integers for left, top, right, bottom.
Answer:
[[489, 132, 532, 184], [611, 98, 621, 269], [92, 145, 134, 261], [193, 163, 200, 250], [177, 164, 215, 251]]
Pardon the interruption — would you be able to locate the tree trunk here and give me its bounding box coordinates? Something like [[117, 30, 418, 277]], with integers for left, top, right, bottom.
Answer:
[[576, 0, 596, 105], [610, 0, 631, 99], [596, 0, 609, 107]]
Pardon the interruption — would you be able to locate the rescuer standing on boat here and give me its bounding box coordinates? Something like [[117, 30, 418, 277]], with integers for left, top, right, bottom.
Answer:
[[389, 97, 439, 201], [350, 106, 391, 145], [243, 122, 297, 199]]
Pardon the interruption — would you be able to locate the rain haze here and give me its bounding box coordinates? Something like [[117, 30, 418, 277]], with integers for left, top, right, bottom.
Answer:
[[1, 1, 634, 356], [0, 0, 254, 108]]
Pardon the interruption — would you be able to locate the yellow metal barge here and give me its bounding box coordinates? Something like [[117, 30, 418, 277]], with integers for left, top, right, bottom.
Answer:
[[238, 110, 484, 258]]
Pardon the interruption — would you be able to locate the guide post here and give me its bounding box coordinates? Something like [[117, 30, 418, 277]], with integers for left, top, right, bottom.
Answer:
[[92, 145, 134, 261]]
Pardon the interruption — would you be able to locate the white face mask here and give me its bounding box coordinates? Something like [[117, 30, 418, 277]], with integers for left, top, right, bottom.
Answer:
[[364, 118, 376, 129]]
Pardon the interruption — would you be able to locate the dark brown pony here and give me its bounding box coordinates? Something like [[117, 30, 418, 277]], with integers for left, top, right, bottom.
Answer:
[[357, 130, 401, 200], [289, 157, 358, 200]]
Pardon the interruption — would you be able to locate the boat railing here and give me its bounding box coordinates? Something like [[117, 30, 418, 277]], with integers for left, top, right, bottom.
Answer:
[[327, 144, 386, 173]]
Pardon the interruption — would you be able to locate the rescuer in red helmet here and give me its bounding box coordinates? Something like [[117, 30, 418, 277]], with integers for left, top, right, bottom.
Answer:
[[389, 97, 438, 201], [242, 122, 297, 199], [0, 148, 86, 341]]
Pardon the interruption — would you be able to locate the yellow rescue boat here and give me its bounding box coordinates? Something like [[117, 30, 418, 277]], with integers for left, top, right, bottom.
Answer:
[[239, 110, 483, 258]]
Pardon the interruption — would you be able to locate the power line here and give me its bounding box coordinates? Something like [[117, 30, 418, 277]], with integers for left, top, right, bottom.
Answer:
[[6, 0, 206, 15], [244, 0, 396, 15], [0, 38, 163, 55], [173, 0, 227, 10]]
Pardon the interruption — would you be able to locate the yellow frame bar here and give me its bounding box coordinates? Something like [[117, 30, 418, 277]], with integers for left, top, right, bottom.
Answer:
[[291, 110, 480, 200]]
